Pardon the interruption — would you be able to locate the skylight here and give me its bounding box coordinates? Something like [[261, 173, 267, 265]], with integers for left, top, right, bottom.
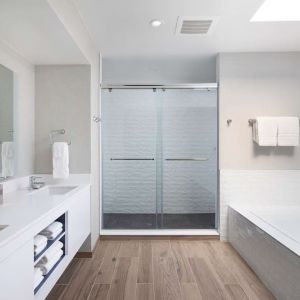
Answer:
[[251, 0, 300, 22]]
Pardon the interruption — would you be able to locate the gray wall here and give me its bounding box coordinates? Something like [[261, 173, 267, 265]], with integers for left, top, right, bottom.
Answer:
[[103, 56, 216, 84], [218, 52, 300, 169], [35, 65, 91, 173]]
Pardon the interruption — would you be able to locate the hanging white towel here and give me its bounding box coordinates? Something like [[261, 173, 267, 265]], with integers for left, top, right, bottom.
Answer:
[[36, 249, 64, 275], [253, 117, 277, 146], [1, 142, 14, 177], [52, 142, 69, 179], [39, 241, 64, 264], [277, 117, 299, 146]]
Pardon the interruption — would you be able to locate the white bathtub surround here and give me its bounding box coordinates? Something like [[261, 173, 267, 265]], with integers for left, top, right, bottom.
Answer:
[[229, 207, 300, 300], [220, 169, 300, 239]]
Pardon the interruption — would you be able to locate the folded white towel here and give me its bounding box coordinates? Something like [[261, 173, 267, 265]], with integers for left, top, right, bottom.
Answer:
[[34, 275, 44, 289], [53, 142, 69, 179], [34, 267, 43, 282], [34, 235, 48, 248], [1, 142, 14, 177], [253, 117, 277, 146], [41, 227, 63, 240], [34, 242, 48, 256], [41, 221, 63, 233], [40, 221, 63, 240], [277, 117, 299, 146], [36, 249, 64, 275], [39, 241, 64, 264]]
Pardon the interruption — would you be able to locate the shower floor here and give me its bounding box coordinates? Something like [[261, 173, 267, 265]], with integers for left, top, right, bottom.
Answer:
[[103, 213, 215, 229]]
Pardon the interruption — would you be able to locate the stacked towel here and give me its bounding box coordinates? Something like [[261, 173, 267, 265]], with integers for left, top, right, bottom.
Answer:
[[39, 241, 63, 264], [1, 142, 14, 177], [53, 142, 69, 179], [253, 117, 277, 146], [277, 117, 299, 146], [34, 235, 48, 256], [34, 267, 44, 289], [36, 249, 64, 275], [40, 221, 63, 240]]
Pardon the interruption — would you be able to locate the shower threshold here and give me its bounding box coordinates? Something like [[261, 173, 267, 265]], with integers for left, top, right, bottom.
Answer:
[[103, 213, 216, 230]]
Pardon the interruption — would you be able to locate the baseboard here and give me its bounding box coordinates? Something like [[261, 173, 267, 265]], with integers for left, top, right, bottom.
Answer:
[[75, 251, 93, 258], [100, 235, 219, 241]]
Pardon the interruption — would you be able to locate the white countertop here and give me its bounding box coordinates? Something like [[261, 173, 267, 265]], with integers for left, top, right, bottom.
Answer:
[[0, 183, 89, 254], [230, 204, 300, 257]]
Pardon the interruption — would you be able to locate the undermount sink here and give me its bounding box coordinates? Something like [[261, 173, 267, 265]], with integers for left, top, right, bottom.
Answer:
[[30, 186, 77, 196], [0, 225, 8, 232]]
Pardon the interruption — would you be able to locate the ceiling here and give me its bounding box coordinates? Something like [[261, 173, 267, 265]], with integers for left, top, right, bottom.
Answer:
[[0, 0, 87, 64], [73, 0, 300, 59]]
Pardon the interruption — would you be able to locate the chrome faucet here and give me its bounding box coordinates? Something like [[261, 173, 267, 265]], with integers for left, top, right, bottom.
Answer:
[[30, 176, 45, 189]]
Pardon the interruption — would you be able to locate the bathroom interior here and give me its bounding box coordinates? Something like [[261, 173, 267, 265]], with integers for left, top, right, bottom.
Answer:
[[0, 0, 299, 299]]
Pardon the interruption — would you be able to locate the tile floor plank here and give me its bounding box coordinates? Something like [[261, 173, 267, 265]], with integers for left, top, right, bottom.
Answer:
[[88, 284, 110, 300], [137, 240, 153, 283], [136, 283, 154, 300], [107, 257, 138, 300], [171, 241, 195, 283], [189, 257, 228, 300], [181, 283, 203, 300], [153, 255, 182, 300], [95, 241, 121, 284]]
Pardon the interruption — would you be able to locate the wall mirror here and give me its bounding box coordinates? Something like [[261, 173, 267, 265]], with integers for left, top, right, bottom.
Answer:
[[0, 64, 14, 181]]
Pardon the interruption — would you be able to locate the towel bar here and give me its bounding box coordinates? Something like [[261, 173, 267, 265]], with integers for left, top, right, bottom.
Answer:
[[49, 129, 71, 145], [248, 118, 300, 126]]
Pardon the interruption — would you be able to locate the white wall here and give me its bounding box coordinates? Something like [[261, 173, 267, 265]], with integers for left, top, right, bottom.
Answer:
[[218, 52, 300, 170], [35, 65, 91, 174], [47, 0, 100, 251], [218, 52, 300, 239], [103, 56, 216, 84], [0, 41, 35, 177]]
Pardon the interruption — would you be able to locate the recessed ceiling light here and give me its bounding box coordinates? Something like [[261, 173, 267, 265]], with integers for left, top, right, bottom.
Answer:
[[251, 0, 300, 22], [150, 19, 163, 27]]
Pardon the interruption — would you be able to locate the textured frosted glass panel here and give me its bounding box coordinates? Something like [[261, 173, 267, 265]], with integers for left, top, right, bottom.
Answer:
[[102, 89, 157, 228], [162, 90, 217, 219], [102, 89, 157, 158]]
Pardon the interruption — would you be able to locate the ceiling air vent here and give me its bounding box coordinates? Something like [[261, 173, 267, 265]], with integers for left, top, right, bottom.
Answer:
[[176, 17, 218, 35]]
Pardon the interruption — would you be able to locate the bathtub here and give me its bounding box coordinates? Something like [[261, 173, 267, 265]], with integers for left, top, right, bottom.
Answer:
[[228, 204, 300, 300]]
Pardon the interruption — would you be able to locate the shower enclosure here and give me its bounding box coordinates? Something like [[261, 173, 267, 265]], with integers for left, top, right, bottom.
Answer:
[[101, 84, 218, 232]]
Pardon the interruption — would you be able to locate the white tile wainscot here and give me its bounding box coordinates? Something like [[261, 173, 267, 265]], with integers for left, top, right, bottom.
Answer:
[[0, 175, 91, 300], [220, 169, 300, 240]]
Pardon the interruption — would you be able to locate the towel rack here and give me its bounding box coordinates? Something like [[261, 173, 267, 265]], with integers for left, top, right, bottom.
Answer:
[[49, 129, 71, 145], [248, 118, 300, 126]]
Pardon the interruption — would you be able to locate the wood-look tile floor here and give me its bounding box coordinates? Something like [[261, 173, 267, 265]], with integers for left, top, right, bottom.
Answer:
[[46, 240, 275, 300]]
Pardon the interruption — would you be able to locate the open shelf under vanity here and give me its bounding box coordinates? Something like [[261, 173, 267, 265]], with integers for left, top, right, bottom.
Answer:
[[34, 214, 66, 295]]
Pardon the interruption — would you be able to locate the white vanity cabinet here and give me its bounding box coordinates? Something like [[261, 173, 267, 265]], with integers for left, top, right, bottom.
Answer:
[[0, 240, 33, 300], [68, 186, 90, 255], [0, 184, 91, 300]]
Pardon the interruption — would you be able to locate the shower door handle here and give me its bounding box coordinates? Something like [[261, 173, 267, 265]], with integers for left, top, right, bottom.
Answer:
[[164, 158, 209, 161], [110, 158, 155, 161]]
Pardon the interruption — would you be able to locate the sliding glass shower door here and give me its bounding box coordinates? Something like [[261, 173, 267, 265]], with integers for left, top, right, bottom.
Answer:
[[101, 87, 217, 230], [102, 89, 158, 229], [161, 89, 217, 229]]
